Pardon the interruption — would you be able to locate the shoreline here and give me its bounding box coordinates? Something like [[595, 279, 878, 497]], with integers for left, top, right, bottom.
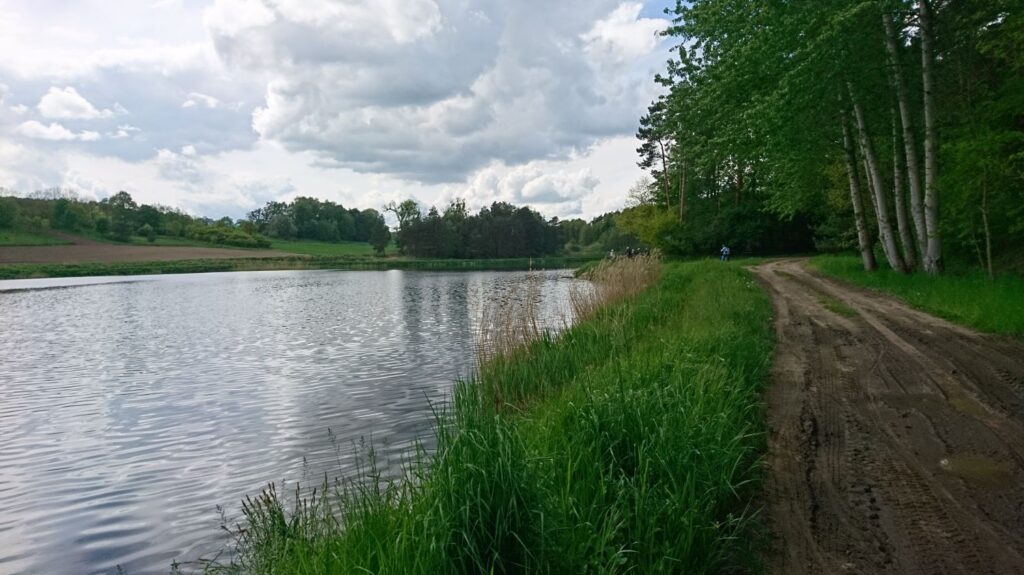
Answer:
[[0, 255, 600, 281]]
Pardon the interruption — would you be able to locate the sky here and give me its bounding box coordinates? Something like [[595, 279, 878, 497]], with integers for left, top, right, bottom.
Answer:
[[0, 0, 674, 221]]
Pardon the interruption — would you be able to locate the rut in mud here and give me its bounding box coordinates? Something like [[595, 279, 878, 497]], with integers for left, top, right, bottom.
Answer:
[[752, 259, 1024, 575]]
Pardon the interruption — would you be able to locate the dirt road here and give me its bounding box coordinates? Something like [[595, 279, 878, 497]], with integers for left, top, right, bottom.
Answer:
[[752, 259, 1024, 575], [0, 233, 288, 264]]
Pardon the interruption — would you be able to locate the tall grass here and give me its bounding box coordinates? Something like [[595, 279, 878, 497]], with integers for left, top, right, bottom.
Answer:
[[810, 254, 1024, 337], [194, 260, 773, 574]]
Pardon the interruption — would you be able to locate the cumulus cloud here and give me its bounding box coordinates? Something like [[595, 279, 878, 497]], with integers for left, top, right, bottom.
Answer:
[[15, 121, 101, 142], [37, 86, 116, 120], [582, 2, 667, 69], [154, 146, 204, 183], [210, 0, 668, 183]]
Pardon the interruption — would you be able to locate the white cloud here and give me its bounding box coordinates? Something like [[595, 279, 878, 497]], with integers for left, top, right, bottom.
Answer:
[[0, 1, 669, 221], [182, 92, 219, 109], [582, 2, 667, 68], [15, 120, 103, 142], [37, 86, 114, 120], [108, 124, 141, 139]]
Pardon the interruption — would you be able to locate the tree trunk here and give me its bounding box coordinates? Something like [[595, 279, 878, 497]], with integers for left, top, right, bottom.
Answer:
[[658, 139, 671, 212], [981, 173, 994, 280], [842, 110, 878, 272], [883, 11, 928, 260], [919, 0, 942, 274], [892, 106, 916, 268], [849, 83, 908, 273], [678, 158, 687, 222]]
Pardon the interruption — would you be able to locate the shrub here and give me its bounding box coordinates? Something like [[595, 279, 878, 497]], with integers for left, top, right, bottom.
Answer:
[[186, 224, 271, 248]]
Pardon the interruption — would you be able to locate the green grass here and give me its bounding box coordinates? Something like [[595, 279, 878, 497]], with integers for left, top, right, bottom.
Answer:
[[270, 239, 378, 257], [198, 260, 774, 574], [810, 255, 1024, 337], [0, 230, 70, 246]]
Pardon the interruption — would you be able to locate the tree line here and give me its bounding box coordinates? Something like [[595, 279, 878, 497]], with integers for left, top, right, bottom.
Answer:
[[629, 0, 1022, 276], [1, 189, 641, 258], [385, 199, 563, 258], [0, 189, 271, 248]]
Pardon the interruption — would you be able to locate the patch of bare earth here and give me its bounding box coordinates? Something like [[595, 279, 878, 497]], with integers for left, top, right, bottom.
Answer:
[[0, 233, 290, 264], [752, 259, 1024, 575]]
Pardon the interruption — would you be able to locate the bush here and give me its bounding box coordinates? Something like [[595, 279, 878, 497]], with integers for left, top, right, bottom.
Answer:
[[94, 216, 110, 236], [186, 224, 271, 248], [139, 224, 157, 243], [0, 197, 18, 229]]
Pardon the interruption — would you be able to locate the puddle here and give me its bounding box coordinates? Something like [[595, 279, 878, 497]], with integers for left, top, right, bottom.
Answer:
[[939, 454, 1015, 489]]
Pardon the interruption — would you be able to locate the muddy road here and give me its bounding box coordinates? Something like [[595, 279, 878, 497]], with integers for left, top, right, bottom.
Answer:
[[752, 259, 1024, 575]]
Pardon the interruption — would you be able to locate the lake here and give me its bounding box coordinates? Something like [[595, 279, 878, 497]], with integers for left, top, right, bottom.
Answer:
[[0, 269, 578, 574]]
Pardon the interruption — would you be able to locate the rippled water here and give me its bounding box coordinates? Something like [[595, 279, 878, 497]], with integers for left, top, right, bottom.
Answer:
[[0, 269, 576, 575]]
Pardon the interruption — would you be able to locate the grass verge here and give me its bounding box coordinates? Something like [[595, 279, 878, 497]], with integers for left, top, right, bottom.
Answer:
[[810, 255, 1024, 337], [197, 260, 773, 574]]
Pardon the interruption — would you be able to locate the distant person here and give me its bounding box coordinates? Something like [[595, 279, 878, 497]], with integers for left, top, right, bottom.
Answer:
[[720, 245, 731, 261], [608, 249, 615, 260]]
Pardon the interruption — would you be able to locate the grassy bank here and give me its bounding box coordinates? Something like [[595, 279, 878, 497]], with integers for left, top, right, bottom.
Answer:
[[810, 255, 1024, 337], [0, 255, 599, 280], [203, 260, 773, 574], [0, 230, 70, 246]]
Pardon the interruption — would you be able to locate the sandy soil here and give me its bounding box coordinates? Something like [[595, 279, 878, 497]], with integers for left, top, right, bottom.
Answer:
[[0, 233, 289, 264], [752, 259, 1024, 575]]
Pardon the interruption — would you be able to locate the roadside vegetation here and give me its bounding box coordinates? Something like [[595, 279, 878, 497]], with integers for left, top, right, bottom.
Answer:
[[811, 254, 1024, 337], [197, 258, 773, 574]]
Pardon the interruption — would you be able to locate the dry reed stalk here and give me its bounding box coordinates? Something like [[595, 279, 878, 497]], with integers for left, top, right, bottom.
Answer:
[[475, 273, 544, 365], [569, 253, 661, 320], [476, 254, 661, 365]]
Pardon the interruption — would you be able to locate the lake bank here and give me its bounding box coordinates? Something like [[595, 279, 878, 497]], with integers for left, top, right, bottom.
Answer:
[[0, 254, 601, 280], [203, 259, 774, 574]]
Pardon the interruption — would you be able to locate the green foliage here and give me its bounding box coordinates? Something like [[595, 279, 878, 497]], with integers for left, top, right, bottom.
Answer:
[[811, 255, 1024, 336], [0, 197, 18, 228], [185, 224, 271, 248], [200, 261, 773, 574], [139, 223, 157, 243], [368, 220, 391, 256], [395, 200, 563, 259], [94, 216, 110, 236]]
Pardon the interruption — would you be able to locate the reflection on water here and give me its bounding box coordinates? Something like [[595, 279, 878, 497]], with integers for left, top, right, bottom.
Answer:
[[0, 269, 576, 575]]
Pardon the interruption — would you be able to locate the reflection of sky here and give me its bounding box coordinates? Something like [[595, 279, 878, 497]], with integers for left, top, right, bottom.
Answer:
[[0, 269, 578, 575]]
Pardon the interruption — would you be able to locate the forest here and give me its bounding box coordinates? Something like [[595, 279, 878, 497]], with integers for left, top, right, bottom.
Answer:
[[624, 0, 1022, 276]]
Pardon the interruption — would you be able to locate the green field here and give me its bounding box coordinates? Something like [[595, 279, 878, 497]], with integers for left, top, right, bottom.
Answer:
[[201, 260, 773, 574], [810, 255, 1024, 337], [0, 230, 70, 246], [270, 239, 378, 257]]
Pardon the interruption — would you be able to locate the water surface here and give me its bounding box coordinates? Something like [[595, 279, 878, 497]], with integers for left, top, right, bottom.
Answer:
[[0, 269, 575, 574]]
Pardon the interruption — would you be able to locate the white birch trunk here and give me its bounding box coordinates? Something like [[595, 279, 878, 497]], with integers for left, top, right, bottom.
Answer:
[[919, 0, 942, 274], [849, 83, 909, 273], [842, 111, 878, 272], [892, 107, 917, 269], [883, 11, 928, 260]]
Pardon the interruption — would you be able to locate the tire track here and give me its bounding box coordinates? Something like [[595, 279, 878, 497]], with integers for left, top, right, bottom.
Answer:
[[752, 259, 1024, 574]]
